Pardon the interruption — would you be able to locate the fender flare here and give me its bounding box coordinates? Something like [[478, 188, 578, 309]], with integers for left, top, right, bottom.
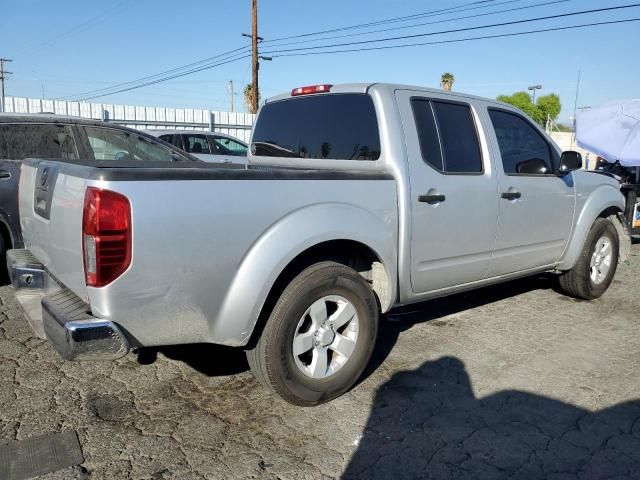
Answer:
[[558, 184, 625, 270], [210, 202, 398, 346]]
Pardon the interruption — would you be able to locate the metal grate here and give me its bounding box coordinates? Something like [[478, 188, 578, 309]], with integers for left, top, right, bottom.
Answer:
[[0, 431, 84, 480]]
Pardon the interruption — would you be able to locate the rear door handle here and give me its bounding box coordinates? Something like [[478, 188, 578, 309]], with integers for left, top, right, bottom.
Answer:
[[418, 193, 446, 204], [0, 170, 11, 180], [501, 191, 521, 200]]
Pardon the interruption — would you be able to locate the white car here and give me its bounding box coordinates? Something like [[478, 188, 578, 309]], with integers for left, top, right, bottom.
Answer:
[[145, 130, 247, 164]]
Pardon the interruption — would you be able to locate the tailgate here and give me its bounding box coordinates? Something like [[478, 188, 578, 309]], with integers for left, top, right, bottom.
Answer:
[[19, 159, 89, 301]]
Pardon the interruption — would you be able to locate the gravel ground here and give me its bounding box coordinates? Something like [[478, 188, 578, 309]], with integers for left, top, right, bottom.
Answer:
[[1, 240, 639, 479]]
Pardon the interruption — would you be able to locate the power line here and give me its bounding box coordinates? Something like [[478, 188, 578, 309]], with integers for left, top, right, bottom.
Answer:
[[263, 0, 504, 43], [265, 0, 570, 49], [73, 53, 251, 102], [58, 45, 251, 101], [54, 2, 637, 103], [263, 3, 640, 55], [267, 18, 640, 58]]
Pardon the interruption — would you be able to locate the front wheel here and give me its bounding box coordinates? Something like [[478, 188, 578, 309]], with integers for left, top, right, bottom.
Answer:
[[558, 217, 619, 300], [246, 261, 379, 406]]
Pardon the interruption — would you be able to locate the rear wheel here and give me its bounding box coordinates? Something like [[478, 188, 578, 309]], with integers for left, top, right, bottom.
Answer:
[[246, 261, 378, 406], [558, 217, 619, 300]]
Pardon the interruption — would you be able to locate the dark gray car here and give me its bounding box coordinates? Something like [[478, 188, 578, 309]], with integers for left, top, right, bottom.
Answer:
[[0, 113, 197, 277]]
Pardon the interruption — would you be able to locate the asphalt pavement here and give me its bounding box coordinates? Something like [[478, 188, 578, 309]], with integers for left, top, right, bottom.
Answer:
[[1, 240, 639, 479]]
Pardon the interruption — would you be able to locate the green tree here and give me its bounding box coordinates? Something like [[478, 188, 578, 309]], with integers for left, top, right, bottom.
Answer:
[[536, 94, 561, 122]]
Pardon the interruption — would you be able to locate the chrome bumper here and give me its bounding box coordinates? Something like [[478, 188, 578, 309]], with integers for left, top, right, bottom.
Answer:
[[6, 249, 130, 360]]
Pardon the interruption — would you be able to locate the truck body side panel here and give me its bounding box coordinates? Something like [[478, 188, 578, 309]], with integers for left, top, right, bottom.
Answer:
[[82, 177, 397, 347]]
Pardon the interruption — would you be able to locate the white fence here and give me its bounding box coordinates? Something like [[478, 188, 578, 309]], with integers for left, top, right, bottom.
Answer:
[[3, 96, 256, 143]]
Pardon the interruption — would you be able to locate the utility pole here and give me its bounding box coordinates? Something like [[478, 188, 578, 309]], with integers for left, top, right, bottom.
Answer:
[[251, 0, 259, 114], [228, 80, 234, 112], [0, 58, 13, 113], [242, 1, 269, 114]]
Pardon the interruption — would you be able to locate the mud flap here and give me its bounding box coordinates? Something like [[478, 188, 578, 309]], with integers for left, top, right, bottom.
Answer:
[[610, 213, 631, 265]]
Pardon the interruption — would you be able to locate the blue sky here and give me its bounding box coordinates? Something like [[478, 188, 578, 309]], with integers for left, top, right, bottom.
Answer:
[[1, 0, 638, 122]]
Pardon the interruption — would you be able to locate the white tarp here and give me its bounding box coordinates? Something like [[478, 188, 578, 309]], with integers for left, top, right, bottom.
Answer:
[[576, 100, 640, 167]]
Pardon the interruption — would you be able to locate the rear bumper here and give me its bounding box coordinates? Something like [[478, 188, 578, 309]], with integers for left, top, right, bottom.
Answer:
[[7, 249, 129, 360]]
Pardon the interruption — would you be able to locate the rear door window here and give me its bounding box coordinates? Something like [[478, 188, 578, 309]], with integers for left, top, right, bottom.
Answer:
[[411, 99, 482, 174], [159, 134, 176, 145], [411, 99, 444, 171], [181, 134, 211, 154], [0, 124, 79, 160], [84, 127, 177, 161], [211, 136, 247, 156], [251, 93, 381, 160], [432, 101, 482, 173]]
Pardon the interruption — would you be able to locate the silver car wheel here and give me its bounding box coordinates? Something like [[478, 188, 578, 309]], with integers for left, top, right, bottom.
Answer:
[[292, 295, 359, 379], [589, 235, 613, 285]]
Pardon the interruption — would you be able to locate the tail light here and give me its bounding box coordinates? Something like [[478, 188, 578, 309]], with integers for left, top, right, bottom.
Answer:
[[291, 84, 332, 96], [82, 187, 131, 287]]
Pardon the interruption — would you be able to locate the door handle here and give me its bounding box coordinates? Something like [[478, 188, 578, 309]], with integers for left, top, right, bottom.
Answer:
[[418, 193, 446, 204], [0, 170, 11, 180], [501, 191, 521, 200]]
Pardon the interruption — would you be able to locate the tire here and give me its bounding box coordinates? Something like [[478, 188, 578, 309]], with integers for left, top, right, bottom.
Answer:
[[246, 261, 379, 406], [0, 235, 6, 285], [558, 217, 619, 300]]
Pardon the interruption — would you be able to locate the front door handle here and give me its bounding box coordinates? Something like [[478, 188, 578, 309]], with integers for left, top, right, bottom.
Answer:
[[501, 191, 521, 200], [0, 170, 11, 180], [418, 193, 446, 204]]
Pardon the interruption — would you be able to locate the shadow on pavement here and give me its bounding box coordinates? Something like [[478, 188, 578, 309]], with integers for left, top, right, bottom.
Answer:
[[344, 357, 640, 479], [361, 274, 554, 384], [137, 343, 249, 376]]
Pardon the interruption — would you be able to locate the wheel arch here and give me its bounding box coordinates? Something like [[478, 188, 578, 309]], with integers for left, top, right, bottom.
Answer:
[[558, 185, 626, 270], [211, 203, 398, 347]]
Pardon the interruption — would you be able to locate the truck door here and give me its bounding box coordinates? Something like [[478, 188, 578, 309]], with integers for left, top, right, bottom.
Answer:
[[485, 108, 575, 276], [396, 91, 499, 293]]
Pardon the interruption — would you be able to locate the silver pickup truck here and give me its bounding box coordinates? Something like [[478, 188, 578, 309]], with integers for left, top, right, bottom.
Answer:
[[8, 83, 630, 406]]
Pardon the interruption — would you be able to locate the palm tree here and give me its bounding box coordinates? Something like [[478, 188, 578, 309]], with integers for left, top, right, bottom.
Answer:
[[440, 73, 455, 92], [244, 84, 257, 114]]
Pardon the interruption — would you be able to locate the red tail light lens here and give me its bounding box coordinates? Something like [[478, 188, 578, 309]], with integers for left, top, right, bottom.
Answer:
[[82, 187, 131, 287], [291, 84, 332, 96]]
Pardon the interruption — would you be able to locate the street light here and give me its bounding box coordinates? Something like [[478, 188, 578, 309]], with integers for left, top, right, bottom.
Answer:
[[528, 84, 542, 104]]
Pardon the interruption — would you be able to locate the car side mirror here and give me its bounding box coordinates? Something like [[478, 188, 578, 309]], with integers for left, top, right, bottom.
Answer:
[[558, 151, 582, 174], [516, 158, 550, 174]]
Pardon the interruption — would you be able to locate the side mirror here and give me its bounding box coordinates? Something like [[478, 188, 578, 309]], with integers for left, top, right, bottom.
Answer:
[[558, 151, 582, 174], [516, 158, 551, 174]]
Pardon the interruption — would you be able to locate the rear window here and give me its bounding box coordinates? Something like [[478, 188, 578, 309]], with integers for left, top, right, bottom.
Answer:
[[0, 124, 79, 160], [251, 93, 381, 160], [85, 127, 181, 162]]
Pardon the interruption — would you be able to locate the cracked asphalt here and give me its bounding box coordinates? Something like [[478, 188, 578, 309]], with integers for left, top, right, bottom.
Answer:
[[1, 240, 639, 479]]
